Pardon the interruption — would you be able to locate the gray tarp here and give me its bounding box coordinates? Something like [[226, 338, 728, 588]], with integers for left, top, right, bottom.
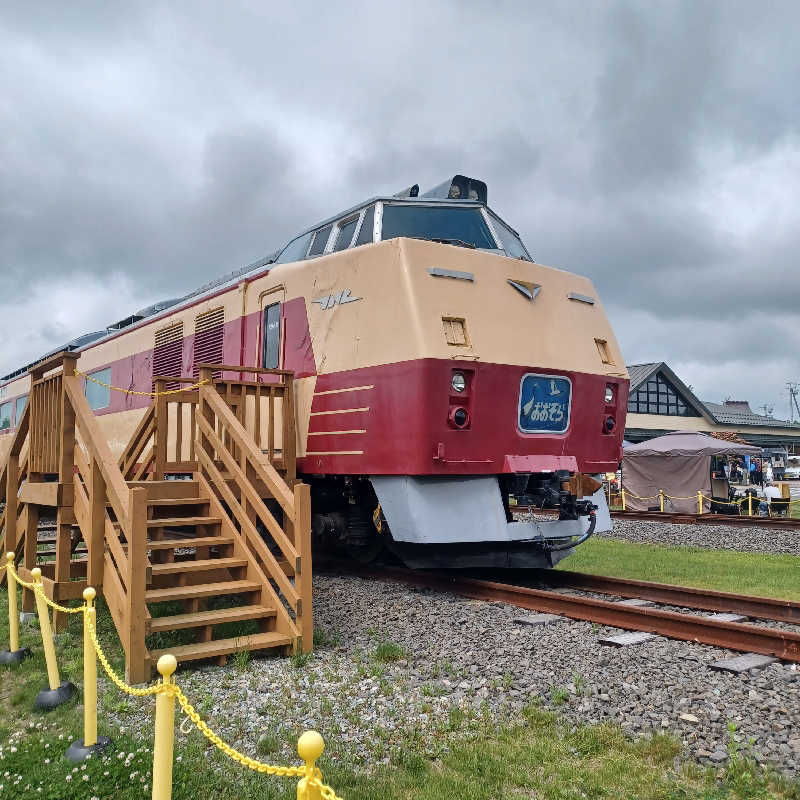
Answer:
[[621, 432, 759, 513]]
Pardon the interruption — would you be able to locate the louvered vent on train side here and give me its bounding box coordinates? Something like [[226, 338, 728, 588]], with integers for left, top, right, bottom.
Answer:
[[152, 321, 185, 391], [193, 307, 225, 379]]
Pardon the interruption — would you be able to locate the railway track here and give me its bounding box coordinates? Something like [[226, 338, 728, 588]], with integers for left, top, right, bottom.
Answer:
[[513, 505, 800, 529], [610, 510, 800, 529], [332, 563, 800, 663]]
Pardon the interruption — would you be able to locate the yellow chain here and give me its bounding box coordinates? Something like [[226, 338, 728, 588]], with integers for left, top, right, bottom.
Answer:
[[74, 369, 209, 398], [6, 564, 83, 613], [5, 562, 343, 797], [86, 612, 163, 697], [172, 688, 343, 797], [7, 564, 37, 591]]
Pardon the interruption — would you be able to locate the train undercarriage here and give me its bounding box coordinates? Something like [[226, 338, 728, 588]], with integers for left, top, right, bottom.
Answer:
[[308, 471, 607, 569]]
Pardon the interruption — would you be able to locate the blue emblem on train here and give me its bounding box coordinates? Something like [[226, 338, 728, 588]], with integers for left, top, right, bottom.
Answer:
[[518, 375, 571, 433]]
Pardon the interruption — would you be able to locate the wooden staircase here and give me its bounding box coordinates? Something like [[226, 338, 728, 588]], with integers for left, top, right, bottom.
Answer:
[[134, 478, 292, 665], [1, 354, 311, 682]]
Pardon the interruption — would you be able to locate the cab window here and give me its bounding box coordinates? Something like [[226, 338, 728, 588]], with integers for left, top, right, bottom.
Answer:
[[262, 303, 281, 369], [332, 215, 359, 252], [489, 213, 531, 260], [307, 225, 332, 257], [0, 401, 11, 431], [275, 232, 313, 264], [354, 205, 375, 247]]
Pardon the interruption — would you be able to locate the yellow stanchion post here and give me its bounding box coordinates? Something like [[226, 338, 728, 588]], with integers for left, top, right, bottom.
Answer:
[[0, 553, 31, 665], [296, 731, 325, 800], [748, 494, 753, 516], [31, 567, 75, 710], [697, 491, 703, 515], [152, 654, 178, 800], [659, 489, 665, 513], [66, 587, 111, 761], [621, 489, 626, 511]]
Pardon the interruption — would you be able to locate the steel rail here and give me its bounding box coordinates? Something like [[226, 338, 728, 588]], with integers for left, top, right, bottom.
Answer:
[[527, 569, 800, 624], [340, 565, 800, 663]]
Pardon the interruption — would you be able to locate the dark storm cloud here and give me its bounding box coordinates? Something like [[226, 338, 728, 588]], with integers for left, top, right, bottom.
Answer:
[[1, 0, 799, 410]]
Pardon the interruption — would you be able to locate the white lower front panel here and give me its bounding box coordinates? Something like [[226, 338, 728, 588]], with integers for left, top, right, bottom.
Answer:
[[370, 476, 611, 545]]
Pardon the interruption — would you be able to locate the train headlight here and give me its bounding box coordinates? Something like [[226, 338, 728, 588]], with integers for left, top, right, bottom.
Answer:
[[451, 372, 466, 393], [604, 385, 614, 404], [449, 406, 470, 429]]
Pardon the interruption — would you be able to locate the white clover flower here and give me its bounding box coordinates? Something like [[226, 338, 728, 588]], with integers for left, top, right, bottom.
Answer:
[[65, 775, 71, 782], [82, 774, 89, 782]]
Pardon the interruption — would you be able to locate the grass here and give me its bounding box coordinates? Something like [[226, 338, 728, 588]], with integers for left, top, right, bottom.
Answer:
[[0, 593, 798, 798], [561, 537, 800, 600]]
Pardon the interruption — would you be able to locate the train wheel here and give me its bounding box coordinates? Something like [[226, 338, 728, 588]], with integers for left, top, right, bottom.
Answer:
[[343, 504, 385, 563]]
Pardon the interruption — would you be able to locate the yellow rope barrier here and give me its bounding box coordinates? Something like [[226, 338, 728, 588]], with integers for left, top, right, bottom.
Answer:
[[74, 369, 210, 398], [3, 560, 343, 799]]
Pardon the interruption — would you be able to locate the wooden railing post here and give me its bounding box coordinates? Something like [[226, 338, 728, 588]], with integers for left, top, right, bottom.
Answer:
[[125, 488, 149, 684], [283, 374, 296, 483], [53, 354, 78, 632], [4, 455, 18, 555], [153, 379, 167, 481], [294, 482, 312, 653], [88, 458, 106, 587]]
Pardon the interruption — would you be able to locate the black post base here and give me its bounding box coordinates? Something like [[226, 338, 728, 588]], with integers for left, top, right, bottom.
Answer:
[[34, 681, 76, 711], [65, 736, 111, 763], [0, 647, 31, 665]]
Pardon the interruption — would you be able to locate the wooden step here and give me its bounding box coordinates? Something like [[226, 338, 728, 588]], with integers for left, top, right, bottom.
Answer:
[[146, 579, 261, 603], [150, 557, 247, 576], [146, 516, 220, 528], [127, 480, 199, 500], [147, 498, 209, 507], [148, 604, 276, 633], [150, 631, 291, 663], [144, 535, 233, 551]]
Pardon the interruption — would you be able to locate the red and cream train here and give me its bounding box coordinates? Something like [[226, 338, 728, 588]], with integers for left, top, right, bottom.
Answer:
[[0, 175, 629, 568]]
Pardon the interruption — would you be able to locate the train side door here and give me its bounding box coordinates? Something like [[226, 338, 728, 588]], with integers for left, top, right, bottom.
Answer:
[[258, 286, 286, 456], [259, 286, 286, 370]]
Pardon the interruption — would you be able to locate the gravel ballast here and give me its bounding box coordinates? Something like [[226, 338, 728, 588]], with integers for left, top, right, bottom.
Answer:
[[109, 574, 800, 778], [603, 518, 800, 556]]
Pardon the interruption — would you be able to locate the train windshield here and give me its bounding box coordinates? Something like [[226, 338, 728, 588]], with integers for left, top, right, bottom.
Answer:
[[380, 204, 498, 251]]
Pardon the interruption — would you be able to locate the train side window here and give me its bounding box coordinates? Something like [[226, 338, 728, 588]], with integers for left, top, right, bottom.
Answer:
[[262, 303, 281, 369], [332, 215, 359, 252], [354, 205, 375, 247], [85, 368, 112, 411], [307, 225, 333, 257], [0, 401, 11, 431]]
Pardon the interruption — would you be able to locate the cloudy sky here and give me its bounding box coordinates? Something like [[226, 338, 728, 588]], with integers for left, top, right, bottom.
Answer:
[[1, 1, 798, 418]]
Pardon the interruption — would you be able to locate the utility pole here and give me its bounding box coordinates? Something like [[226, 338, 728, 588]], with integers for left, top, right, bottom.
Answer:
[[787, 383, 800, 422]]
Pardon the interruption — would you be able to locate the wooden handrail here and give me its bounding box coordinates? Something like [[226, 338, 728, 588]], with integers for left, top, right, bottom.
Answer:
[[197, 363, 296, 377], [118, 405, 155, 478], [28, 349, 75, 380], [63, 376, 130, 528], [199, 387, 295, 517]]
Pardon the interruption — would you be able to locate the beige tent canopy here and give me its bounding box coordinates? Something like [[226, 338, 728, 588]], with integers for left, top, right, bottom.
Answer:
[[621, 432, 760, 514]]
